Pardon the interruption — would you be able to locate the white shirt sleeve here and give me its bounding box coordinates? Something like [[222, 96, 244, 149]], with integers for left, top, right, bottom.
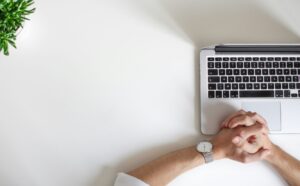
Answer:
[[114, 173, 149, 186]]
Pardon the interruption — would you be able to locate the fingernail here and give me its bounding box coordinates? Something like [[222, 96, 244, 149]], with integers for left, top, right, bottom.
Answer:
[[232, 137, 241, 144]]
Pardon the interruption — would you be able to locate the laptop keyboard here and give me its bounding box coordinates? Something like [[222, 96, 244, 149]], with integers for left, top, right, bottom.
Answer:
[[207, 56, 300, 98]]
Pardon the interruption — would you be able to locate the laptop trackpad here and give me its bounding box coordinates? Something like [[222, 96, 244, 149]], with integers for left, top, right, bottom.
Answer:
[[242, 102, 281, 131]]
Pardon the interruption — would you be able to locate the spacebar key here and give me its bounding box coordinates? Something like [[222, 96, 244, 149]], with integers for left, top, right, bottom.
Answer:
[[239, 91, 274, 98]]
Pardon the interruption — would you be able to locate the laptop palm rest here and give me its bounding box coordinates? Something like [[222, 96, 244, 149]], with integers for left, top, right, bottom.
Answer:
[[242, 102, 281, 131]]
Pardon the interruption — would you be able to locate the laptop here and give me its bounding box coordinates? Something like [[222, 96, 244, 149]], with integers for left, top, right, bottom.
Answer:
[[200, 44, 300, 135]]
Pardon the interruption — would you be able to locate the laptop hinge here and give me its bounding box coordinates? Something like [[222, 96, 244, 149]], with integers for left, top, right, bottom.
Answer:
[[215, 45, 300, 53]]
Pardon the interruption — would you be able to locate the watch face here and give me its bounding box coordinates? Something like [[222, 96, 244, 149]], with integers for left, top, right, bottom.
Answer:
[[197, 142, 212, 153]]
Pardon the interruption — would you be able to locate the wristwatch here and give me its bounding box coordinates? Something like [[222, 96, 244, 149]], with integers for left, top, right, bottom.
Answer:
[[196, 141, 214, 163]]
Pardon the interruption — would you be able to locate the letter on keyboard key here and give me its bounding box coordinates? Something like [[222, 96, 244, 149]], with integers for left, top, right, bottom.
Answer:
[[239, 91, 274, 97]]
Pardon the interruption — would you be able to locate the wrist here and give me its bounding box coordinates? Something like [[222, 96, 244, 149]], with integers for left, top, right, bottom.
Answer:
[[264, 143, 280, 163], [211, 140, 226, 160]]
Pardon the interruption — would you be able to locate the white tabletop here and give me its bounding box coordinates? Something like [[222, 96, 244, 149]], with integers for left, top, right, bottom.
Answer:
[[1, 0, 300, 186]]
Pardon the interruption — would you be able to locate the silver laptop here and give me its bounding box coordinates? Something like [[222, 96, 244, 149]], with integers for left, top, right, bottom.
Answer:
[[200, 44, 300, 135]]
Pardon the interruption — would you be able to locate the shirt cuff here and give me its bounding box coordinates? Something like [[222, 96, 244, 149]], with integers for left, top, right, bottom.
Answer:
[[114, 173, 149, 186]]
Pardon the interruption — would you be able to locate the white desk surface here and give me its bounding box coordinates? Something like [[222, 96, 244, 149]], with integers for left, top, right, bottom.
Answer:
[[1, 0, 300, 185]]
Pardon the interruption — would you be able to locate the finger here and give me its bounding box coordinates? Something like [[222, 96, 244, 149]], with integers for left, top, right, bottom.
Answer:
[[239, 122, 268, 139], [221, 110, 246, 128], [241, 149, 271, 163], [249, 112, 268, 128], [233, 138, 262, 153], [227, 114, 256, 128], [228, 112, 268, 130]]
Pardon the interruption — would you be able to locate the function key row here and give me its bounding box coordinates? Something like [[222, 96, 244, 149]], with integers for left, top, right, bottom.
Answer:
[[207, 61, 300, 69], [208, 69, 300, 75], [208, 90, 300, 98], [208, 57, 300, 61]]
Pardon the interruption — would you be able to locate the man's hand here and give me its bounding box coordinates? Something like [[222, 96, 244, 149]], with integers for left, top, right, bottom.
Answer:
[[218, 110, 274, 162]]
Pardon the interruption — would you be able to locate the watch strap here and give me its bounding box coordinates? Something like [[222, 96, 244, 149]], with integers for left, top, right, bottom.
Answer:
[[202, 151, 214, 163]]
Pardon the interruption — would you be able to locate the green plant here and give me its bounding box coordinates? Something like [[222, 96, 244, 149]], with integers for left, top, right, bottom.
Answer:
[[0, 0, 35, 55]]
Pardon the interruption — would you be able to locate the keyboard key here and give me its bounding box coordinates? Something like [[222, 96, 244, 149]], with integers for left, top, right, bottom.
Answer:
[[223, 57, 229, 61], [280, 62, 286, 68], [239, 83, 246, 89], [216, 57, 222, 61], [291, 69, 297, 75], [228, 76, 234, 82], [264, 76, 271, 82], [219, 69, 225, 75], [287, 62, 293, 68], [251, 62, 258, 68], [260, 57, 266, 61], [279, 76, 285, 82], [293, 76, 299, 82], [292, 93, 298, 97], [237, 62, 243, 68], [234, 69, 240, 75], [230, 91, 239, 98], [282, 57, 288, 61], [250, 76, 256, 82], [284, 90, 290, 97], [217, 84, 224, 90], [275, 57, 281, 61], [221, 76, 227, 82], [241, 69, 247, 75], [232, 83, 238, 89], [208, 84, 217, 90], [271, 76, 278, 82], [230, 62, 236, 68], [258, 62, 265, 68], [208, 91, 215, 98], [208, 62, 214, 68], [244, 62, 250, 68], [295, 62, 300, 68], [255, 69, 261, 75], [246, 57, 252, 61], [238, 57, 244, 61], [226, 69, 233, 75], [286, 76, 292, 82], [247, 83, 253, 89], [289, 83, 295, 89], [290, 57, 296, 61], [208, 76, 220, 82], [253, 57, 259, 61], [248, 69, 254, 75], [282, 83, 288, 89], [208, 69, 218, 75], [268, 83, 274, 89], [268, 57, 274, 61], [257, 76, 263, 82], [297, 83, 300, 89], [262, 69, 268, 75], [235, 76, 242, 82], [254, 83, 260, 89], [269, 69, 275, 75], [275, 90, 283, 97], [216, 91, 222, 98], [225, 83, 231, 89], [266, 62, 272, 68], [284, 69, 290, 75], [222, 62, 229, 68], [239, 91, 274, 97], [276, 69, 282, 75], [223, 91, 229, 98], [261, 83, 267, 89], [208, 57, 214, 61], [215, 62, 221, 68], [230, 57, 237, 61], [273, 62, 279, 68], [275, 83, 281, 89], [243, 76, 249, 82]]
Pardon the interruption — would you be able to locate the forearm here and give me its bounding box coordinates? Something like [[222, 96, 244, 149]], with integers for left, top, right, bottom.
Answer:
[[265, 144, 300, 186], [128, 146, 204, 186]]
